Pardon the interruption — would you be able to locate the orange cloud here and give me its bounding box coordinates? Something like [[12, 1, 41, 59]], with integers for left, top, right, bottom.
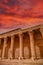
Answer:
[[0, 0, 43, 33], [0, 15, 43, 29]]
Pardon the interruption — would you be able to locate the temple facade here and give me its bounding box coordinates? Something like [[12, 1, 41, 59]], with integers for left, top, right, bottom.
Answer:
[[0, 24, 43, 61]]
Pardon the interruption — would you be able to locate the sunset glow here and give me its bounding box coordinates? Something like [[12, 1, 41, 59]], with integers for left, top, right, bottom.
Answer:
[[0, 0, 43, 33]]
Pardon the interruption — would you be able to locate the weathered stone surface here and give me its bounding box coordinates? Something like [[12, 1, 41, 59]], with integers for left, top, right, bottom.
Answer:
[[0, 60, 43, 65], [0, 24, 43, 65]]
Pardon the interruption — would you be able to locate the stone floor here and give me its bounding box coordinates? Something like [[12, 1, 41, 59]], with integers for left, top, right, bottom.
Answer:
[[0, 59, 43, 65]]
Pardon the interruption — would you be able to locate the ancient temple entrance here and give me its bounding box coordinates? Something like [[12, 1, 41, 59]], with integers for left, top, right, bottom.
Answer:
[[13, 35, 19, 59], [23, 32, 31, 59], [34, 29, 43, 59]]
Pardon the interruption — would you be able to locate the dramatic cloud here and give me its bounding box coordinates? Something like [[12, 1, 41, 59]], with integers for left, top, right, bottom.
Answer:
[[0, 0, 43, 17], [0, 0, 43, 33]]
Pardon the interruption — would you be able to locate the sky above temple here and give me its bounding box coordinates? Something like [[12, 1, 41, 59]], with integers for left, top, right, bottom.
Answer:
[[0, 0, 43, 33]]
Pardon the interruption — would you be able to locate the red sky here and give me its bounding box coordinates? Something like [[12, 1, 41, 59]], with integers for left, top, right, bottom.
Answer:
[[0, 0, 43, 33]]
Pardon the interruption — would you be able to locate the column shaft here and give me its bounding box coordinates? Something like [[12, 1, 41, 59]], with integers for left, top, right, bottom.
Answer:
[[19, 33, 23, 59], [29, 31, 36, 60], [9, 35, 14, 59], [2, 37, 7, 59]]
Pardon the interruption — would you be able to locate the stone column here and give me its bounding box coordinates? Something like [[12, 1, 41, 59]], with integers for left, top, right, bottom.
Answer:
[[2, 37, 7, 59], [8, 35, 14, 59], [29, 31, 36, 60], [19, 33, 23, 60]]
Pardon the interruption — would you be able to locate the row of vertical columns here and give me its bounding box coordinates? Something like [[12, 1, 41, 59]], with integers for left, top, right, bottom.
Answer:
[[0, 31, 36, 60], [8, 34, 23, 59], [18, 31, 36, 60], [0, 29, 42, 60]]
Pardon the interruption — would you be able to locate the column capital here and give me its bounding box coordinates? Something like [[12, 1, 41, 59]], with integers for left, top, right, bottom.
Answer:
[[4, 36, 7, 41], [18, 33, 23, 38], [4, 36, 7, 38], [29, 30, 34, 34], [11, 35, 15, 38]]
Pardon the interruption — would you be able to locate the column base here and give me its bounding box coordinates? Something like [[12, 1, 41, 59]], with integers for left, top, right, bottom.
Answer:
[[19, 57, 23, 60], [8, 57, 13, 60], [36, 57, 41, 59], [0, 57, 1, 60], [2, 57, 5, 59], [31, 57, 36, 60]]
